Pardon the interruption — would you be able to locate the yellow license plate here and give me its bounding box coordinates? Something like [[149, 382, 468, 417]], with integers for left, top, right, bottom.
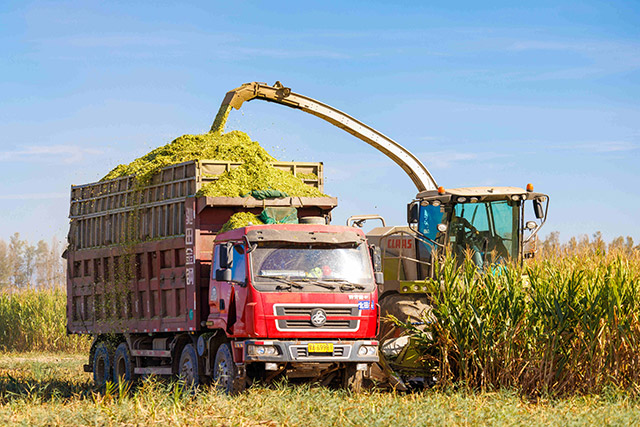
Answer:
[[308, 343, 334, 354]]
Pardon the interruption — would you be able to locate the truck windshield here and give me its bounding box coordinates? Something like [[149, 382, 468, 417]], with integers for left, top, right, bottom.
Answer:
[[448, 200, 519, 268], [250, 243, 374, 290]]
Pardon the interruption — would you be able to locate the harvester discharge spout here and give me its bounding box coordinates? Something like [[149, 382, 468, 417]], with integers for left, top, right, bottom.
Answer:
[[211, 81, 438, 193]]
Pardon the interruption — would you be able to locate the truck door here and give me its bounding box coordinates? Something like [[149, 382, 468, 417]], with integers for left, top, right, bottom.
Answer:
[[210, 241, 249, 335]]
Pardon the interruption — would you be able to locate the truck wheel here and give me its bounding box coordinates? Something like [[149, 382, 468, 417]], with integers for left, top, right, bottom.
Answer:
[[213, 343, 245, 395], [343, 364, 364, 393], [178, 343, 200, 388], [93, 342, 114, 388], [113, 342, 135, 384]]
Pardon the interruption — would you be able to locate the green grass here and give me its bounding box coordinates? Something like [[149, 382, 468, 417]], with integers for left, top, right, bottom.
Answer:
[[1, 353, 640, 426]]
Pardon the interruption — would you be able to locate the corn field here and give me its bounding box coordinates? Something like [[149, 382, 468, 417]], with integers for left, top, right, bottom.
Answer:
[[398, 248, 640, 396], [0, 286, 89, 353], [1, 245, 640, 397]]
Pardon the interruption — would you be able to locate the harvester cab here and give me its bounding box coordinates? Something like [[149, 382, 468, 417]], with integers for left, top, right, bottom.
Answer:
[[356, 185, 549, 298], [409, 186, 549, 265]]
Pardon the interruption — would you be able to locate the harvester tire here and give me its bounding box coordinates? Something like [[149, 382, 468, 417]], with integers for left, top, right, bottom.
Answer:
[[377, 293, 434, 341]]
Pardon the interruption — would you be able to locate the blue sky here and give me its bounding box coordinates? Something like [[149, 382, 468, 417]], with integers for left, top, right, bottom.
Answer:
[[1, 1, 639, 244]]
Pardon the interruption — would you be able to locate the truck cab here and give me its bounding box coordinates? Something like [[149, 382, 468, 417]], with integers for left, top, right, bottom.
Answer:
[[205, 223, 380, 391]]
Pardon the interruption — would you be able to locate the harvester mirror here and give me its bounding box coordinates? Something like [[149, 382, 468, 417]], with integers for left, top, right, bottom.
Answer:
[[233, 243, 245, 255], [407, 202, 419, 224], [533, 199, 544, 219]]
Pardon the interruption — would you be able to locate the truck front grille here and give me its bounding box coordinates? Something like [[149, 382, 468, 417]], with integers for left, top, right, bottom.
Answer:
[[274, 305, 360, 331]]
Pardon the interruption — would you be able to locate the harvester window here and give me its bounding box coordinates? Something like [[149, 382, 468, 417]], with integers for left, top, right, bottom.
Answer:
[[450, 200, 517, 267]]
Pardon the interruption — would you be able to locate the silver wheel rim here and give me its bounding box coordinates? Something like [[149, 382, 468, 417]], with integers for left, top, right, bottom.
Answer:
[[181, 355, 195, 384], [216, 357, 230, 389]]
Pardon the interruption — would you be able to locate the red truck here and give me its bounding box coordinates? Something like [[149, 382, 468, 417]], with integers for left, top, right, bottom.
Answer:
[[66, 159, 380, 393]]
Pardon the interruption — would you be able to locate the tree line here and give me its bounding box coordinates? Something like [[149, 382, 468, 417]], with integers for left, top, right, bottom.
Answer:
[[0, 233, 65, 289], [539, 231, 637, 257]]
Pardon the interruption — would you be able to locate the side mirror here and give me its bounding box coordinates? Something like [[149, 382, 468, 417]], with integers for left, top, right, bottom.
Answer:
[[220, 242, 234, 269], [374, 271, 384, 285], [533, 199, 544, 219], [407, 202, 419, 224], [215, 268, 232, 282], [370, 245, 382, 272]]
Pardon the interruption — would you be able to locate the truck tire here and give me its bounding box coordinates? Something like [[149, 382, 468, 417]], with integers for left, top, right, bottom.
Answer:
[[113, 342, 135, 384], [213, 343, 245, 395], [178, 343, 200, 388], [343, 364, 364, 393], [93, 342, 114, 388]]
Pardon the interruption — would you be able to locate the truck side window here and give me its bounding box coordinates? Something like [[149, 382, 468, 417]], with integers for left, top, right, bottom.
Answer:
[[231, 245, 246, 284], [212, 245, 220, 277]]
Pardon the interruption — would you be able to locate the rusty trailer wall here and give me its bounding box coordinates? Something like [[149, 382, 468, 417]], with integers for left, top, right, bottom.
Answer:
[[67, 200, 203, 334]]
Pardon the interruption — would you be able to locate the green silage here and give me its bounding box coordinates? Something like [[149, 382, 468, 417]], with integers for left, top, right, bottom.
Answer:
[[102, 129, 328, 198], [219, 212, 264, 233], [102, 130, 275, 184], [297, 172, 318, 180], [196, 162, 326, 197]]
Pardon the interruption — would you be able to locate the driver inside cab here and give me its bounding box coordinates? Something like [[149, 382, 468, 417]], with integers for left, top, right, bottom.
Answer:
[[448, 205, 509, 268]]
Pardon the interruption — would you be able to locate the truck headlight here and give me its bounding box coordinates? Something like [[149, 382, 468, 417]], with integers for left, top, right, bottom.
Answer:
[[358, 345, 376, 356], [247, 344, 278, 356]]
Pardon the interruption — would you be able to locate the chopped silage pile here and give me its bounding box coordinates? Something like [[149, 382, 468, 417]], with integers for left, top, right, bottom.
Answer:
[[103, 131, 276, 184], [102, 128, 328, 231], [219, 212, 265, 233], [196, 162, 325, 198]]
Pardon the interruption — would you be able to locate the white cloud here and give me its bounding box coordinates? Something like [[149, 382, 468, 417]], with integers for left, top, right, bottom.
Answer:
[[572, 141, 637, 153], [232, 47, 351, 60], [0, 145, 104, 164]]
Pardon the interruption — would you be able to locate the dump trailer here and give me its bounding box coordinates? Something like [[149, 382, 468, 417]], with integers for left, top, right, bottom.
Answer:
[[66, 159, 380, 393]]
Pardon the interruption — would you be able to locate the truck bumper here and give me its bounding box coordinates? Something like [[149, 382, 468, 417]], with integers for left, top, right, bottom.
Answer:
[[238, 339, 378, 363]]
